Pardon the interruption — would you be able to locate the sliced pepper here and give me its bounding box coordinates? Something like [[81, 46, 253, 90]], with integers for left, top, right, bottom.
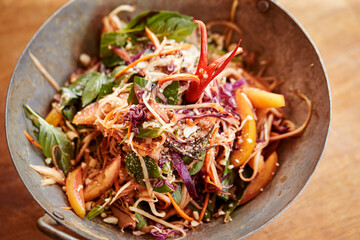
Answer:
[[66, 167, 85, 218], [230, 90, 257, 167], [243, 87, 285, 108], [239, 152, 278, 205], [158, 20, 243, 103]]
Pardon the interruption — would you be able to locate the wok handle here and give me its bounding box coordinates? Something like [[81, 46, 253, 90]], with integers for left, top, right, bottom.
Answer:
[[37, 214, 79, 240]]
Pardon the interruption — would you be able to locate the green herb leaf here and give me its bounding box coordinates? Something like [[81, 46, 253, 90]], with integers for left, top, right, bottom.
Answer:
[[162, 81, 179, 105], [126, 11, 197, 41], [81, 72, 105, 107], [97, 84, 115, 100], [99, 32, 129, 67], [86, 205, 108, 220], [62, 105, 77, 121], [24, 105, 74, 175], [134, 122, 162, 139], [188, 202, 211, 220], [134, 205, 148, 230], [60, 88, 78, 108], [171, 184, 182, 205], [125, 151, 172, 193], [127, 76, 148, 104]]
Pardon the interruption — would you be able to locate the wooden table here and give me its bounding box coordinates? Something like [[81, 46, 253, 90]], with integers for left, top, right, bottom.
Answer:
[[0, 0, 359, 239]]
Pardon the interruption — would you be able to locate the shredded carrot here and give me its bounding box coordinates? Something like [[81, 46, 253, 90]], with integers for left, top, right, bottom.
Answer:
[[166, 192, 194, 222], [145, 26, 160, 49], [186, 119, 199, 127], [104, 108, 117, 126], [203, 125, 222, 190], [158, 73, 200, 86], [60, 206, 72, 210], [132, 142, 150, 152], [24, 130, 42, 149], [115, 44, 192, 78], [198, 192, 210, 222], [114, 177, 120, 192]]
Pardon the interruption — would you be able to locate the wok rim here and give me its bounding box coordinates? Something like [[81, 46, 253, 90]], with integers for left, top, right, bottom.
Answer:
[[5, 0, 332, 239]]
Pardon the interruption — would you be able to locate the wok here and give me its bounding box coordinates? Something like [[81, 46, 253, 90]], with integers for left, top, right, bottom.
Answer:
[[6, 0, 331, 239]]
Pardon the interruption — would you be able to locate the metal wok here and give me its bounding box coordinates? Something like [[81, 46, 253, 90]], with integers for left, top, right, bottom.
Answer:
[[6, 0, 331, 239]]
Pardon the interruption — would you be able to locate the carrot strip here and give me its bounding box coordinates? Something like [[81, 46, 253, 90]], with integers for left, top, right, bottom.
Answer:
[[60, 206, 72, 210], [114, 177, 120, 192], [186, 119, 199, 127], [145, 26, 160, 49], [132, 141, 150, 152], [24, 130, 42, 149], [114, 44, 192, 78], [104, 108, 117, 126], [158, 73, 200, 86], [166, 192, 194, 222], [198, 192, 210, 222]]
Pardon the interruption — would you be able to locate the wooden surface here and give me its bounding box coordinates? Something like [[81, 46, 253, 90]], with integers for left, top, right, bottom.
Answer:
[[0, 0, 359, 239]]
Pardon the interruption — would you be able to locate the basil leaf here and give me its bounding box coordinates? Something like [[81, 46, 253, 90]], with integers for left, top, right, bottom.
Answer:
[[97, 84, 115, 100], [219, 169, 236, 201], [125, 151, 172, 193], [171, 184, 182, 205], [100, 32, 129, 67], [81, 72, 104, 107], [126, 11, 156, 31], [223, 166, 253, 222], [135, 124, 162, 139], [126, 11, 197, 41], [62, 105, 77, 121], [127, 76, 148, 104], [24, 105, 40, 128], [60, 87, 78, 107], [162, 81, 179, 105], [24, 105, 74, 175]]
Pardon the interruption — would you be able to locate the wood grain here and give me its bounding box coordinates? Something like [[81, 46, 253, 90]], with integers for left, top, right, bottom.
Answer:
[[0, 0, 359, 239]]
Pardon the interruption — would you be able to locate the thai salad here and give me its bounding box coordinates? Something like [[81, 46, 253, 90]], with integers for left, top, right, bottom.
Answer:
[[24, 3, 311, 239]]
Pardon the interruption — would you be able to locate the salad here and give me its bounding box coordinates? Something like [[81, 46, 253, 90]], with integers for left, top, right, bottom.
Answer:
[[24, 3, 311, 239]]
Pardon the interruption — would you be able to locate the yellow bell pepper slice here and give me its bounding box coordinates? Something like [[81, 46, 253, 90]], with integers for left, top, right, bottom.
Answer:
[[66, 167, 85, 218], [230, 90, 257, 167], [45, 108, 63, 126], [243, 87, 285, 108], [240, 152, 278, 205]]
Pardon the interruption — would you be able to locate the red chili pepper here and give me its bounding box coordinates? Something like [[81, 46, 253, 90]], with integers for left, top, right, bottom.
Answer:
[[158, 20, 243, 103]]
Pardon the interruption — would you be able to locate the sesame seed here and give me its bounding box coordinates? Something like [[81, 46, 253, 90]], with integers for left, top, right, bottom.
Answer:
[[247, 138, 253, 143], [218, 210, 225, 216], [100, 212, 107, 218], [229, 203, 234, 208], [228, 165, 234, 170], [276, 163, 280, 166], [81, 162, 87, 169], [260, 188, 264, 192]]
